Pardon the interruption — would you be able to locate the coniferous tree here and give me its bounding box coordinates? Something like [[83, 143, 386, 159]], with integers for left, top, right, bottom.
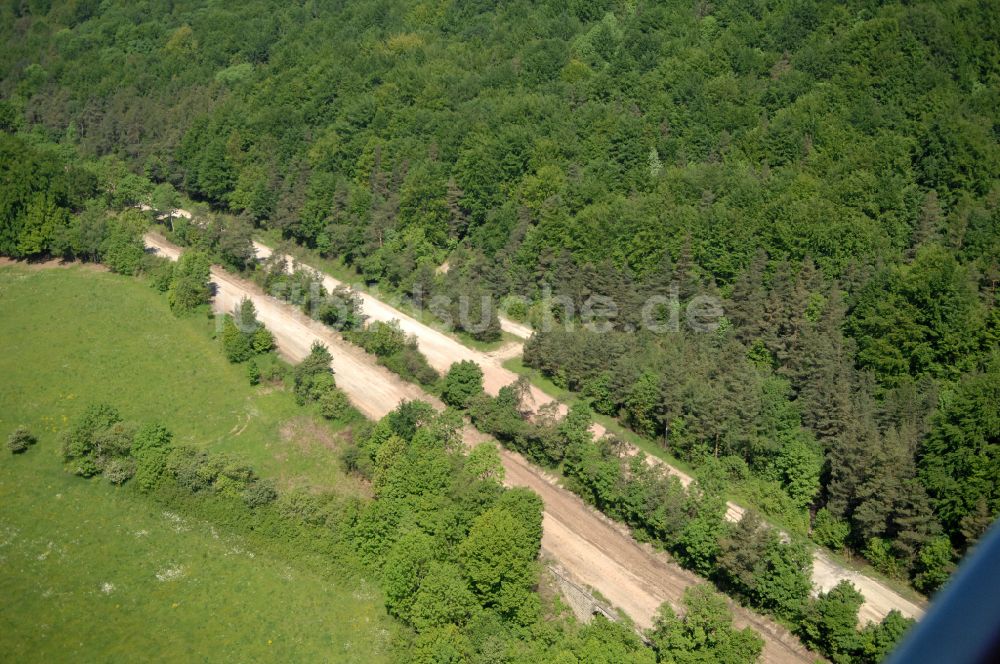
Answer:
[[825, 383, 881, 525], [797, 287, 852, 447], [727, 249, 769, 344]]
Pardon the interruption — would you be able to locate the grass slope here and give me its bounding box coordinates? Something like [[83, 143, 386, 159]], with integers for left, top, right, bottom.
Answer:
[[0, 439, 389, 662], [0, 265, 390, 661]]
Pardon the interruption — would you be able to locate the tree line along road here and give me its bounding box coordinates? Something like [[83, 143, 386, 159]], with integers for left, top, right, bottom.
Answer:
[[249, 237, 926, 627], [146, 232, 814, 664]]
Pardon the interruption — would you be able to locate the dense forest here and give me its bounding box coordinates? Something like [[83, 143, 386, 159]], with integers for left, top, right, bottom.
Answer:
[[1, 0, 998, 607]]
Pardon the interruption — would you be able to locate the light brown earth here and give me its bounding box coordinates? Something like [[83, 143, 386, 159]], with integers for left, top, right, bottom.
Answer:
[[146, 233, 815, 663], [249, 238, 926, 626], [497, 315, 534, 339]]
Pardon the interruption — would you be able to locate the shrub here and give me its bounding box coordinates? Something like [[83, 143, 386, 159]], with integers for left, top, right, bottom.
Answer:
[[132, 423, 173, 492], [385, 401, 438, 440], [719, 454, 750, 481], [168, 250, 211, 314], [167, 446, 219, 492], [409, 561, 479, 630], [582, 371, 616, 415], [315, 286, 365, 331], [798, 581, 863, 663], [104, 456, 136, 485], [293, 342, 335, 404], [379, 348, 440, 388], [101, 209, 146, 275], [649, 585, 764, 664], [221, 315, 253, 362], [264, 362, 286, 383], [243, 479, 278, 508], [278, 489, 342, 527], [451, 289, 502, 343], [91, 421, 137, 461], [225, 304, 270, 368], [357, 320, 408, 357], [60, 403, 122, 477], [341, 445, 373, 479], [913, 536, 955, 594], [812, 508, 850, 551], [319, 387, 352, 421], [251, 326, 274, 353], [717, 512, 813, 621], [864, 537, 905, 578], [7, 426, 36, 454], [247, 360, 261, 385], [442, 360, 484, 408], [857, 611, 915, 664], [142, 254, 175, 292], [737, 478, 809, 535]]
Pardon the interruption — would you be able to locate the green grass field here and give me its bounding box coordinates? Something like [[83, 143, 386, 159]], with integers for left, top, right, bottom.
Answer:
[[0, 439, 390, 662], [0, 265, 365, 494], [0, 265, 391, 662]]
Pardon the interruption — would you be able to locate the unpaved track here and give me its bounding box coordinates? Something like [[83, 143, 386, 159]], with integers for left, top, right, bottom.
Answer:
[[501, 450, 813, 663], [251, 239, 926, 625], [146, 235, 432, 419], [498, 316, 533, 339], [253, 241, 559, 409], [147, 234, 813, 663]]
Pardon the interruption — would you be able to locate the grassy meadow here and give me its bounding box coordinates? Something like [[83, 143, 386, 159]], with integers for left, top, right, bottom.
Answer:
[[0, 264, 390, 662], [0, 264, 366, 493]]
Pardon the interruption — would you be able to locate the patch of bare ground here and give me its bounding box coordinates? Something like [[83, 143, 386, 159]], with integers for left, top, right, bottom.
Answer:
[[536, 561, 576, 625], [254, 381, 285, 396]]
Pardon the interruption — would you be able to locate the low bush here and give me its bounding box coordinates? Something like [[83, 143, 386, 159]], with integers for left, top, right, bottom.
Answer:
[[142, 254, 175, 292], [812, 508, 851, 551], [221, 298, 275, 363], [379, 347, 440, 388], [7, 426, 36, 454], [247, 360, 261, 385], [293, 342, 334, 405], [319, 386, 352, 421], [243, 479, 278, 509], [441, 360, 484, 408]]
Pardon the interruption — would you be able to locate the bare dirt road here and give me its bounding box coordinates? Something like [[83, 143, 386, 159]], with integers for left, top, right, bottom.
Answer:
[[250, 239, 926, 625], [252, 241, 560, 409], [497, 316, 533, 340], [146, 234, 432, 419], [146, 234, 814, 663], [500, 450, 814, 663]]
